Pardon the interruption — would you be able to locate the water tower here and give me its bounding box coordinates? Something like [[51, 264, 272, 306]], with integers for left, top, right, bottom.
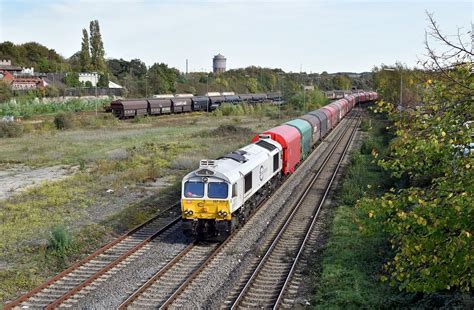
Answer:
[[212, 53, 226, 74]]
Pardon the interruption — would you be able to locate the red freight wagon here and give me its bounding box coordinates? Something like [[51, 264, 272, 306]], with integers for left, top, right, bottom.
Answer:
[[252, 125, 301, 174], [322, 105, 339, 126], [339, 98, 350, 115], [330, 101, 344, 120], [347, 95, 356, 108]]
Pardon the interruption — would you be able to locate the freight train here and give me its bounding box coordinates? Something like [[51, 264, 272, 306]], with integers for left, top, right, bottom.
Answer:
[[180, 91, 378, 240], [110, 92, 283, 119]]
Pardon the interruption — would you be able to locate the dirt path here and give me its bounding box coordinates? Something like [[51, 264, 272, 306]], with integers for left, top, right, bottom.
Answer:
[[0, 165, 77, 201]]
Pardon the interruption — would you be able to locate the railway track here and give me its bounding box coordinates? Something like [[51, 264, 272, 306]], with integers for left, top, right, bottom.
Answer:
[[228, 113, 360, 309], [124, 112, 359, 309], [4, 203, 181, 310]]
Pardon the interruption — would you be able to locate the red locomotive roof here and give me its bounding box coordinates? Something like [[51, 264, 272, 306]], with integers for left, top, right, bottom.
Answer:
[[252, 124, 301, 174]]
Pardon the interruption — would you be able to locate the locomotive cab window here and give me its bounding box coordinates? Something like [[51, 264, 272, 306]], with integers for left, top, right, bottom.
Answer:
[[208, 182, 228, 199], [232, 183, 237, 198], [184, 181, 204, 198], [273, 153, 279, 172], [244, 172, 252, 193]]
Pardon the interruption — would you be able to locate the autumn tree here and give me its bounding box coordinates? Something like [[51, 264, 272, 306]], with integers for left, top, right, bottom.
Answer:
[[358, 13, 473, 293]]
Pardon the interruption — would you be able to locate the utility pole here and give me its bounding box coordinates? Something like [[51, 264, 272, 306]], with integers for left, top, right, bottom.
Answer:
[[145, 73, 148, 98], [303, 85, 306, 113]]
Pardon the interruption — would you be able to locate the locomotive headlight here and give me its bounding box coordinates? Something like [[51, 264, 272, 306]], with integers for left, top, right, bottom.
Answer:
[[217, 210, 228, 217], [184, 209, 193, 216]]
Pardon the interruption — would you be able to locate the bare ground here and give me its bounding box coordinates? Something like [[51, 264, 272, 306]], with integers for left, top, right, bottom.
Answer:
[[0, 164, 78, 201]]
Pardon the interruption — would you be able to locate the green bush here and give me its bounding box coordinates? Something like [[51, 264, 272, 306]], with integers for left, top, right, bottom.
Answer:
[[0, 121, 24, 138], [360, 138, 378, 155], [54, 112, 74, 130], [48, 225, 72, 256], [360, 119, 372, 132], [0, 80, 12, 103], [0, 98, 111, 117]]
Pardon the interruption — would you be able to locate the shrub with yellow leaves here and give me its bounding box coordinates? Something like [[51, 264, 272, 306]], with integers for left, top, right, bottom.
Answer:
[[358, 63, 473, 293]]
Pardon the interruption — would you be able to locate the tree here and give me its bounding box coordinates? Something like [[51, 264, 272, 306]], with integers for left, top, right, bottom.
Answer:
[[332, 74, 351, 90], [64, 72, 81, 87], [89, 20, 106, 72], [358, 14, 473, 293], [79, 28, 91, 71], [97, 73, 108, 88], [0, 80, 12, 103], [148, 63, 179, 94]]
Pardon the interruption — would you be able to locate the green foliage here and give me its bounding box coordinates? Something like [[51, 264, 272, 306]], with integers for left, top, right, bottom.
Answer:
[[48, 225, 72, 256], [314, 119, 396, 307], [358, 63, 473, 293], [84, 81, 93, 88], [79, 159, 85, 170], [64, 72, 81, 87], [0, 41, 70, 73], [0, 121, 24, 138], [54, 112, 74, 130], [148, 62, 179, 94], [0, 80, 12, 103], [332, 74, 352, 90], [360, 119, 372, 132], [89, 20, 106, 72], [80, 28, 91, 71], [97, 73, 109, 87], [287, 88, 328, 113], [45, 85, 60, 97], [0, 98, 110, 117]]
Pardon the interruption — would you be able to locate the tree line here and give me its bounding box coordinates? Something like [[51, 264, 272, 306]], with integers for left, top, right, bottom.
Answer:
[[0, 19, 373, 101]]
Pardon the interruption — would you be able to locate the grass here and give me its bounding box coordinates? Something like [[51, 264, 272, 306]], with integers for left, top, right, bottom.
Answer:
[[0, 111, 286, 303], [312, 114, 398, 308]]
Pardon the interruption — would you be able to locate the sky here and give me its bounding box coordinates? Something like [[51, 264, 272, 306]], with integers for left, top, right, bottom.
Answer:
[[0, 0, 472, 73]]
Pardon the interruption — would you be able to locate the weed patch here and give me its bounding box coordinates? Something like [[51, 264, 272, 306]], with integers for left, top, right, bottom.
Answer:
[[54, 112, 74, 130], [0, 121, 24, 138]]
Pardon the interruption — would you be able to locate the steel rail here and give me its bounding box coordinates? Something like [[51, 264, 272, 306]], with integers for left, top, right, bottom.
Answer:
[[117, 242, 195, 309], [123, 190, 277, 309], [4, 202, 181, 310], [273, 115, 360, 309], [230, 113, 360, 309]]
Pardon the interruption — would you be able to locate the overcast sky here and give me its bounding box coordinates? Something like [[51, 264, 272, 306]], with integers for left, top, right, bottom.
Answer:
[[0, 0, 471, 73]]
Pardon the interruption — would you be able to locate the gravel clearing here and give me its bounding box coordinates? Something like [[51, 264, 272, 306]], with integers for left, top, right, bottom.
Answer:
[[168, 116, 358, 309], [0, 164, 77, 201]]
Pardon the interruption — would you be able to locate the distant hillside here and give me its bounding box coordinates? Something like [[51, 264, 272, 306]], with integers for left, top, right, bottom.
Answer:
[[0, 41, 70, 72]]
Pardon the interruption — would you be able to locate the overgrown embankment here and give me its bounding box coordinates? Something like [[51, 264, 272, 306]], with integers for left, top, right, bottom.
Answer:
[[311, 113, 400, 308]]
